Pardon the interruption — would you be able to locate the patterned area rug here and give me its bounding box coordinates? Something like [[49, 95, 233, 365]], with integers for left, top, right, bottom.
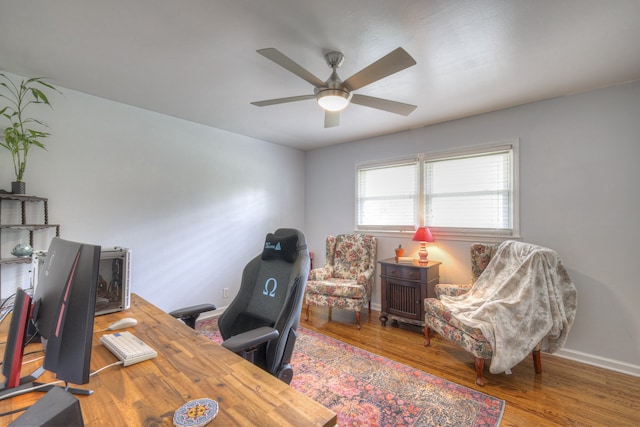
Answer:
[[197, 318, 504, 427]]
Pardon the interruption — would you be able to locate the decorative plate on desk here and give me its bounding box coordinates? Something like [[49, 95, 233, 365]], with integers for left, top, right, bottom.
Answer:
[[173, 398, 218, 427]]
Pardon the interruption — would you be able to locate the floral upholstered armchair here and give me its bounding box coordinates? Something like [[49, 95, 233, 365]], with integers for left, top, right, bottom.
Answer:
[[304, 234, 377, 329], [423, 242, 578, 387]]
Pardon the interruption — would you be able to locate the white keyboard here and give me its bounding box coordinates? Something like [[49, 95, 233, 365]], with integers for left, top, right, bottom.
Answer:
[[100, 331, 158, 366]]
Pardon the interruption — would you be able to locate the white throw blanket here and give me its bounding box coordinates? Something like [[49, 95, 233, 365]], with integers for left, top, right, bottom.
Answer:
[[440, 241, 577, 374]]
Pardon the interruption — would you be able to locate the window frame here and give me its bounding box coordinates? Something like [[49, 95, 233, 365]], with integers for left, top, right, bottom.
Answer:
[[355, 140, 520, 240]]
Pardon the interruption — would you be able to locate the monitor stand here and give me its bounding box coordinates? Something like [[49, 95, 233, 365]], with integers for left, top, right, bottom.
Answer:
[[0, 367, 92, 400]]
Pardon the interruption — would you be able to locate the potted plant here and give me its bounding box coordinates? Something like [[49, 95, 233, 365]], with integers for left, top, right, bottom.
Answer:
[[0, 73, 60, 194], [395, 244, 404, 261]]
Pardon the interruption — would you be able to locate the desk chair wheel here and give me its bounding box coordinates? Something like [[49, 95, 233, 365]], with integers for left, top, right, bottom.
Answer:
[[277, 364, 294, 385]]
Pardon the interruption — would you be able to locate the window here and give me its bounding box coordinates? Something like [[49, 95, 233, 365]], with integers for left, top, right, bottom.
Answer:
[[356, 141, 519, 238], [356, 159, 419, 232], [424, 148, 514, 234]]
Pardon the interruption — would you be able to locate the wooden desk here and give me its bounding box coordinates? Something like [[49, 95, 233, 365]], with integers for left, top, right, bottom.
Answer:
[[0, 294, 337, 426]]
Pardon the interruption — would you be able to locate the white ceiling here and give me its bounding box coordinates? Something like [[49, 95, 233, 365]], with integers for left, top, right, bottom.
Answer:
[[1, 0, 639, 151]]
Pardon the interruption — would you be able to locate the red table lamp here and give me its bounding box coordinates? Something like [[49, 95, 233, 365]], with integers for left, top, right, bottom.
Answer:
[[412, 226, 435, 265]]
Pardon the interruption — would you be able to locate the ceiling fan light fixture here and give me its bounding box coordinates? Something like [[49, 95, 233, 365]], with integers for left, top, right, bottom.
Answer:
[[316, 89, 351, 112]]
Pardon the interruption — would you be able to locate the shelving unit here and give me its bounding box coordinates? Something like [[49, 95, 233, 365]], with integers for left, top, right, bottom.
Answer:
[[0, 193, 60, 289]]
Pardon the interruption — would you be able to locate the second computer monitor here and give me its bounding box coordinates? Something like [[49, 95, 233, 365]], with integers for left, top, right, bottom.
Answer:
[[32, 237, 101, 385]]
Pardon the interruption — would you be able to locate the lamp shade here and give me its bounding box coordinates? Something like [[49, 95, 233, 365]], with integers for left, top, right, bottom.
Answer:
[[316, 89, 351, 111], [412, 226, 434, 243]]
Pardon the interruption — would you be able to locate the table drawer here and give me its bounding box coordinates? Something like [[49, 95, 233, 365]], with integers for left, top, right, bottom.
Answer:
[[382, 264, 423, 280]]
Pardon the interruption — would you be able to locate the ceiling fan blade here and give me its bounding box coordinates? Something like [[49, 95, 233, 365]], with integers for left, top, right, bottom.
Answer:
[[343, 47, 416, 92], [324, 110, 340, 128], [257, 48, 325, 88], [251, 94, 315, 107], [351, 94, 417, 116]]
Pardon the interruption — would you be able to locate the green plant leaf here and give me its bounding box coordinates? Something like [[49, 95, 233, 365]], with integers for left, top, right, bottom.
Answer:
[[30, 88, 51, 105], [36, 79, 57, 91], [0, 74, 60, 181]]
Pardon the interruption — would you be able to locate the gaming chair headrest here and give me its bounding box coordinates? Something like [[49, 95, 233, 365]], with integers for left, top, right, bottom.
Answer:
[[261, 229, 304, 263]]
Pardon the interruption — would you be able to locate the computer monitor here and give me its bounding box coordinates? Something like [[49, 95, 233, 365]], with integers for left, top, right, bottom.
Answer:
[[0, 288, 32, 390], [32, 237, 101, 386]]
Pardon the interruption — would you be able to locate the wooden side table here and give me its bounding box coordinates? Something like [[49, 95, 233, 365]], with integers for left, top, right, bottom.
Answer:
[[378, 258, 441, 327]]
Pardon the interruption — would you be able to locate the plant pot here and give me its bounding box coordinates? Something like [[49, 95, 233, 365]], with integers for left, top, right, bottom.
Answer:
[[394, 248, 405, 262], [11, 181, 26, 195]]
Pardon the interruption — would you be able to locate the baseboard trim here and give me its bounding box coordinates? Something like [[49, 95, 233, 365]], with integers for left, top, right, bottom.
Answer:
[[552, 348, 640, 377]]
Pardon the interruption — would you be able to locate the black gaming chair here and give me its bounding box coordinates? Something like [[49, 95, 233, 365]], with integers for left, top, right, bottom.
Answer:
[[171, 228, 310, 384]]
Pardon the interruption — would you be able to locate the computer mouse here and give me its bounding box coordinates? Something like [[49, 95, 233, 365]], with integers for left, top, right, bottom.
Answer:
[[107, 317, 138, 330]]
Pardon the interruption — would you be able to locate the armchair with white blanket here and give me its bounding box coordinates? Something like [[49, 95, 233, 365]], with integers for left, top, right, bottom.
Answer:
[[424, 241, 577, 386]]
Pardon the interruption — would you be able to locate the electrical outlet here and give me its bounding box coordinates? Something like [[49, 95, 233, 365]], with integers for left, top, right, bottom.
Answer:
[[223, 288, 229, 298]]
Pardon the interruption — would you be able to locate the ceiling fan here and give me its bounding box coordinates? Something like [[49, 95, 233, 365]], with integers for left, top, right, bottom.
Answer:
[[251, 47, 417, 128]]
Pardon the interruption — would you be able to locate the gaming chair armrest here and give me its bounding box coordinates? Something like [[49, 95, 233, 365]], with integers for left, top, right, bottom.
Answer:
[[169, 303, 217, 329], [221, 326, 280, 353]]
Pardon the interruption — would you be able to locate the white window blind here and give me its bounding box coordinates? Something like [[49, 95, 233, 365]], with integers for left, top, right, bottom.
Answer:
[[356, 160, 418, 231], [355, 141, 518, 237], [424, 149, 513, 232]]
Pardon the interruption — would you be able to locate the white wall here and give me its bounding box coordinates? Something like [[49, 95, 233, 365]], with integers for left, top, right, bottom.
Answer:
[[305, 81, 640, 374], [0, 73, 306, 314]]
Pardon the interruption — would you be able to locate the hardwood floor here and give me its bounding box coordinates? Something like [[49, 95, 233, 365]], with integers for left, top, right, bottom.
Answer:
[[301, 307, 640, 426]]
